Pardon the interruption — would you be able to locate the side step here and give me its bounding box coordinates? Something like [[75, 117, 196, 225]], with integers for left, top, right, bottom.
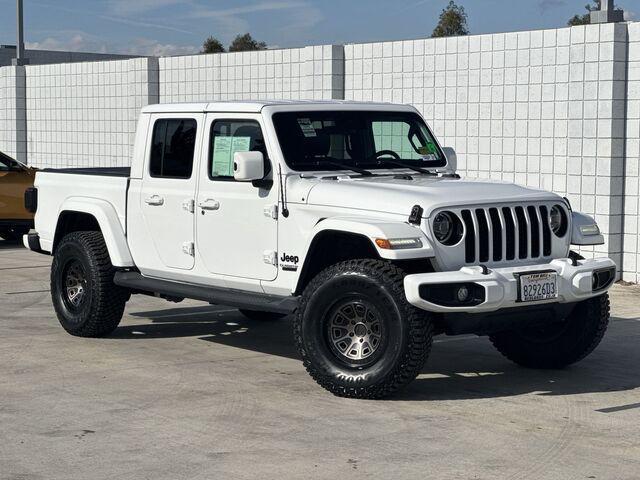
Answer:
[[114, 271, 299, 314]]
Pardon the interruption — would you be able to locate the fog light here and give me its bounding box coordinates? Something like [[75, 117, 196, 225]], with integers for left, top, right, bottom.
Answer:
[[456, 286, 469, 302]]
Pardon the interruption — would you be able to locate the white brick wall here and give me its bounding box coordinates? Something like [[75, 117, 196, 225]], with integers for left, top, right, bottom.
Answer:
[[623, 22, 640, 282], [159, 45, 343, 102], [25, 57, 158, 169], [345, 24, 627, 270], [3, 22, 640, 281]]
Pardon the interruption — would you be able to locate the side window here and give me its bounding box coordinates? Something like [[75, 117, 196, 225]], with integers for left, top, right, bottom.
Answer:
[[209, 120, 268, 179], [149, 118, 197, 179]]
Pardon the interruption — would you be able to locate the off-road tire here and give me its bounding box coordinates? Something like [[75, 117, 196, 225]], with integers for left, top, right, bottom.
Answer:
[[239, 309, 287, 321], [51, 231, 128, 337], [294, 259, 433, 399], [490, 293, 610, 369]]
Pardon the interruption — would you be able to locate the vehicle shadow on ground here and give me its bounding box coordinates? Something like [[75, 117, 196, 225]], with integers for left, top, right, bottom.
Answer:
[[0, 239, 23, 250], [115, 305, 640, 401]]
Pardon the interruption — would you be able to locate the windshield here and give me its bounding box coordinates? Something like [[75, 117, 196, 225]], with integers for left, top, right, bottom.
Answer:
[[272, 110, 446, 173]]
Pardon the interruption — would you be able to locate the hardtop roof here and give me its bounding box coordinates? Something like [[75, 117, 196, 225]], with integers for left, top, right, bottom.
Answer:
[[141, 99, 415, 114]]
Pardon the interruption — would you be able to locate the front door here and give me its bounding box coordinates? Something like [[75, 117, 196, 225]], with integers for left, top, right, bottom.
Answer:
[[195, 114, 278, 282], [139, 115, 202, 271]]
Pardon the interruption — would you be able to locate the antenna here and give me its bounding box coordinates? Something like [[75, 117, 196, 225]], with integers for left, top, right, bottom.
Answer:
[[278, 164, 289, 218]]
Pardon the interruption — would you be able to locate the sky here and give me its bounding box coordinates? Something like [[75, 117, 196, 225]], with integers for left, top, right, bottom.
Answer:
[[0, 0, 636, 56]]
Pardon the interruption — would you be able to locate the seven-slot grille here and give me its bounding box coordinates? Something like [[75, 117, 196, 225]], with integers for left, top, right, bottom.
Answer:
[[459, 205, 554, 264]]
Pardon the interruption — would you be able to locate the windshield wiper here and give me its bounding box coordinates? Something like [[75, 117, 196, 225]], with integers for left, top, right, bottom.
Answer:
[[375, 158, 437, 176], [311, 158, 373, 176]]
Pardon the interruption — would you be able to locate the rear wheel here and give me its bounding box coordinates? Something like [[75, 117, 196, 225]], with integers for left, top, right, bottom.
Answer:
[[490, 294, 610, 369], [239, 309, 287, 321], [294, 259, 433, 399], [51, 231, 128, 337]]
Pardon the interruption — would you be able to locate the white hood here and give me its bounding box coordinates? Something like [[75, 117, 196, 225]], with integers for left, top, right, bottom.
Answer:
[[295, 173, 563, 218]]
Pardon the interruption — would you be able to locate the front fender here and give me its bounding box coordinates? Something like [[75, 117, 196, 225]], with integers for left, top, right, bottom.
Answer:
[[291, 216, 434, 293], [57, 198, 134, 267], [307, 216, 434, 260], [571, 211, 605, 246]]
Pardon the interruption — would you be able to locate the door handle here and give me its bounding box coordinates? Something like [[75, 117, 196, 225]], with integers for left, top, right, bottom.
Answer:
[[144, 195, 164, 206], [198, 199, 220, 211]]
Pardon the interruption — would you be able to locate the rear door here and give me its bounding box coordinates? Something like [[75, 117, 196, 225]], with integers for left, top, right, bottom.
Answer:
[[195, 113, 279, 282], [138, 114, 203, 271]]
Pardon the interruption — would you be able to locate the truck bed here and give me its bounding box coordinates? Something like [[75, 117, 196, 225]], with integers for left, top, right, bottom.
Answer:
[[33, 169, 130, 251]]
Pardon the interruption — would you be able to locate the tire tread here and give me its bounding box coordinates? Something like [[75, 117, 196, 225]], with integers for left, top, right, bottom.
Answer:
[[51, 231, 128, 337], [489, 294, 610, 369], [294, 259, 432, 399]]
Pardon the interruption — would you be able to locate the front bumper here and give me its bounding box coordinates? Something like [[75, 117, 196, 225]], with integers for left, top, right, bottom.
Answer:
[[404, 257, 616, 313]]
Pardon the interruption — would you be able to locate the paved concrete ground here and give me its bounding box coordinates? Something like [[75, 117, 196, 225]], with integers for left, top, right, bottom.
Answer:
[[1, 239, 639, 480]]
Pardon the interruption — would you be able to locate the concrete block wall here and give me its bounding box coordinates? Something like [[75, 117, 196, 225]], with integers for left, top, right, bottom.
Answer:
[[24, 57, 158, 169], [3, 22, 640, 281], [159, 45, 343, 102], [0, 66, 26, 163], [344, 24, 628, 269], [623, 23, 640, 282]]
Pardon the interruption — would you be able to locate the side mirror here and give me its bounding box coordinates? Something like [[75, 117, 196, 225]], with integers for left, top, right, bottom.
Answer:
[[234, 151, 264, 182], [441, 147, 457, 174]]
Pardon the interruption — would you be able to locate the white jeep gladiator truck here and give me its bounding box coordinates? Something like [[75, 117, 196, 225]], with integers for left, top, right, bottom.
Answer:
[[24, 100, 616, 399]]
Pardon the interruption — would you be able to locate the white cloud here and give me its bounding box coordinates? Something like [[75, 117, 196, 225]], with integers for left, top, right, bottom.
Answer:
[[109, 0, 324, 41], [26, 32, 198, 57], [187, 1, 323, 41], [26, 34, 108, 53], [122, 38, 199, 56], [107, 0, 193, 16]]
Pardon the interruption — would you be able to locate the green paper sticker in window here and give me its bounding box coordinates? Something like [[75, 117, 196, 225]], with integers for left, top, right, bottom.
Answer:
[[418, 142, 438, 155], [212, 136, 251, 177]]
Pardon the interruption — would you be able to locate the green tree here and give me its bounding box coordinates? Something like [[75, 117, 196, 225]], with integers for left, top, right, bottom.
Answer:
[[228, 33, 267, 52], [202, 36, 225, 54], [431, 1, 469, 38], [567, 0, 600, 25]]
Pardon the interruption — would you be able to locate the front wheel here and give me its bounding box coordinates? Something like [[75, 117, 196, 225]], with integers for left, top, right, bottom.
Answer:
[[490, 293, 610, 369], [294, 259, 433, 399], [51, 231, 129, 337]]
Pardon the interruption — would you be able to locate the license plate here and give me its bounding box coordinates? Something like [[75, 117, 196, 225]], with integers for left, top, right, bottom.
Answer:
[[518, 272, 558, 302]]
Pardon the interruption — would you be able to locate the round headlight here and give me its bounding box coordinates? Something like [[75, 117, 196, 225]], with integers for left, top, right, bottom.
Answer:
[[549, 205, 567, 237], [433, 212, 454, 244]]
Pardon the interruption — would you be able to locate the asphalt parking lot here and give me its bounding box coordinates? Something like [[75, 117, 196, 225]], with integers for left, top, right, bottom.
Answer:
[[1, 239, 639, 480]]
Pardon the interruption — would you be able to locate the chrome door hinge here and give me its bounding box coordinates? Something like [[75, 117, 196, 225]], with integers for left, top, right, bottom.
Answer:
[[263, 250, 277, 266], [263, 204, 278, 220], [182, 242, 195, 256], [182, 199, 195, 214]]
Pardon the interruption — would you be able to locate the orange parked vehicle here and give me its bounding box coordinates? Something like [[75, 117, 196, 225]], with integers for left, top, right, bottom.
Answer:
[[0, 150, 35, 240]]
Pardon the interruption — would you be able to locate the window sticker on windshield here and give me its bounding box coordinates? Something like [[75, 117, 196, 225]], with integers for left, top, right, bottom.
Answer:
[[418, 142, 438, 161], [212, 136, 251, 177], [297, 118, 317, 137]]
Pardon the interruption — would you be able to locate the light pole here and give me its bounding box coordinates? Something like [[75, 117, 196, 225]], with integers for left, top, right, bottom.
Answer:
[[13, 0, 28, 65]]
